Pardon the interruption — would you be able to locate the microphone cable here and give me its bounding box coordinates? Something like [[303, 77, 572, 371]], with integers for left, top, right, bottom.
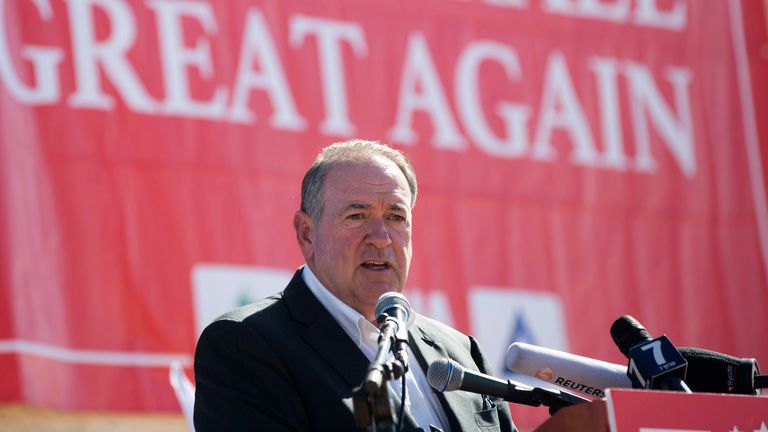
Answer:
[[397, 372, 406, 432]]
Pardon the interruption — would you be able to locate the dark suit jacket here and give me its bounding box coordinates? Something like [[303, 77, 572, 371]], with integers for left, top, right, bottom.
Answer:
[[194, 267, 516, 431]]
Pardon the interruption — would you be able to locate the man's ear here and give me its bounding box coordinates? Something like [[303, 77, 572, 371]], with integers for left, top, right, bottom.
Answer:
[[294, 211, 315, 260]]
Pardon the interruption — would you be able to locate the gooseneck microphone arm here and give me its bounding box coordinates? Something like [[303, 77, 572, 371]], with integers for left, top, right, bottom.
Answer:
[[363, 319, 405, 393], [353, 292, 414, 432]]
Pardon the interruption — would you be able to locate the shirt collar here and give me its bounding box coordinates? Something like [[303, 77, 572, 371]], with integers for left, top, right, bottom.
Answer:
[[301, 265, 415, 349], [302, 265, 374, 347]]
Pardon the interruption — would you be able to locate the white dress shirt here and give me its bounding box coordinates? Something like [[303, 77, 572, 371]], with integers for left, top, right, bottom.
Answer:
[[303, 266, 451, 432]]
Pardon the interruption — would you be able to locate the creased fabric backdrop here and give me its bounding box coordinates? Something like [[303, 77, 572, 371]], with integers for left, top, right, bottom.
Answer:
[[1, 0, 767, 428]]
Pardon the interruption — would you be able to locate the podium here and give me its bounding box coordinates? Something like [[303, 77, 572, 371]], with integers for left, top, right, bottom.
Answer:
[[534, 389, 768, 431]]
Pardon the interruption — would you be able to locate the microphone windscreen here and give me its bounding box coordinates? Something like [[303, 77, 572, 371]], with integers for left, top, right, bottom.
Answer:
[[375, 292, 412, 321], [506, 342, 631, 397], [427, 358, 464, 392], [679, 347, 760, 395], [610, 315, 652, 357]]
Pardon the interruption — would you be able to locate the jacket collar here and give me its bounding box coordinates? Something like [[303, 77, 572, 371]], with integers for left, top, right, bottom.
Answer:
[[283, 267, 369, 389], [282, 267, 424, 431], [410, 322, 484, 432]]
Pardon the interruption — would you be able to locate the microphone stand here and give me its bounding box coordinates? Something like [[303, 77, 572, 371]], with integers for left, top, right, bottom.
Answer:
[[352, 318, 409, 432]]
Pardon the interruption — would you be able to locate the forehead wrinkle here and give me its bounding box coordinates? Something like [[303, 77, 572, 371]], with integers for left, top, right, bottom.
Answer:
[[324, 161, 412, 215], [335, 202, 370, 216]]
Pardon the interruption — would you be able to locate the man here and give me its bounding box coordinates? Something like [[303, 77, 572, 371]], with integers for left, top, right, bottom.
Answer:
[[194, 140, 516, 431]]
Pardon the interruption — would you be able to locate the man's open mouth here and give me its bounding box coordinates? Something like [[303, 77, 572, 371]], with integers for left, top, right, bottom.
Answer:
[[361, 260, 390, 270]]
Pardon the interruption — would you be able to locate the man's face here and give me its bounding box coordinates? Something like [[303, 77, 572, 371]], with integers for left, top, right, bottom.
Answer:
[[296, 157, 413, 321]]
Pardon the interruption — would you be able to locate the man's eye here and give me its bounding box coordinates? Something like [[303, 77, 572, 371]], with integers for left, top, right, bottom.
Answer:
[[388, 214, 407, 222], [347, 213, 364, 220]]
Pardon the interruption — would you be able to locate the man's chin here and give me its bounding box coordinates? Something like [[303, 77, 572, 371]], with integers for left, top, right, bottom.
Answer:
[[361, 283, 402, 304]]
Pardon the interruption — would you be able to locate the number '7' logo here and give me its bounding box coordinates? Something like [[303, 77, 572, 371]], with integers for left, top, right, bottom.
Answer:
[[628, 341, 666, 388]]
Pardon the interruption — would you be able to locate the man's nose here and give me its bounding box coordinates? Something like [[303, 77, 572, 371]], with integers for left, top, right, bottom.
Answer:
[[365, 217, 392, 248]]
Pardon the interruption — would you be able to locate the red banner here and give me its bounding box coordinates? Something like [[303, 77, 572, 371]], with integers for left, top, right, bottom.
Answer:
[[606, 389, 768, 431], [1, 0, 767, 428]]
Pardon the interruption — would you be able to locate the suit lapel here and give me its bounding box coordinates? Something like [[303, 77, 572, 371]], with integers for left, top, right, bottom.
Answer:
[[282, 268, 369, 389], [410, 322, 480, 432], [282, 268, 424, 431]]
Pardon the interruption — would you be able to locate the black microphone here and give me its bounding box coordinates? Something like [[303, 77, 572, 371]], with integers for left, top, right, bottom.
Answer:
[[427, 358, 589, 414], [376, 292, 410, 340], [362, 292, 412, 392], [375, 292, 411, 366], [678, 346, 765, 395], [610, 315, 691, 393]]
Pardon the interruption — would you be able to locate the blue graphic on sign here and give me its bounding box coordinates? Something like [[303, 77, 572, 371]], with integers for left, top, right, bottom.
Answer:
[[501, 310, 538, 378]]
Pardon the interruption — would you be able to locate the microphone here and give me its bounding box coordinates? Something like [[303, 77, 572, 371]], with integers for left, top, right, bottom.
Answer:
[[375, 292, 411, 366], [610, 315, 691, 392], [678, 346, 764, 395], [427, 358, 589, 414], [362, 292, 412, 392], [506, 342, 631, 398], [507, 342, 767, 397], [375, 292, 411, 341]]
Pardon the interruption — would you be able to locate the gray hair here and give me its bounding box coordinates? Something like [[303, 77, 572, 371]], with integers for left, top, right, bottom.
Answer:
[[300, 139, 418, 222]]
